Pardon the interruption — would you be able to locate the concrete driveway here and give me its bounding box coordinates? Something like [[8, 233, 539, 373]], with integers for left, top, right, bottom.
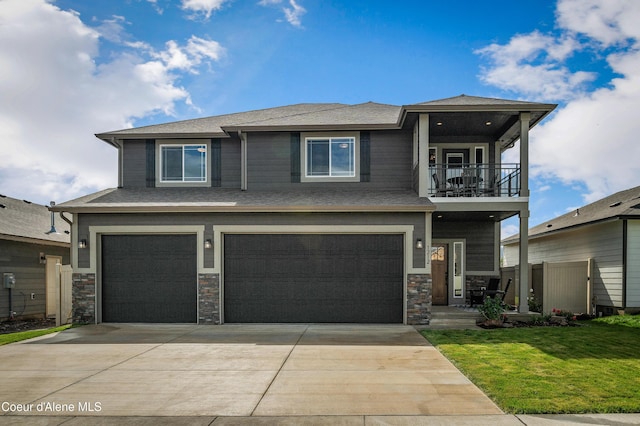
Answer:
[[0, 323, 502, 420]]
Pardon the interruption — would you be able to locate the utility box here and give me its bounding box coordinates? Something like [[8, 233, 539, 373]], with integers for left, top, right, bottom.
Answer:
[[3, 273, 16, 289]]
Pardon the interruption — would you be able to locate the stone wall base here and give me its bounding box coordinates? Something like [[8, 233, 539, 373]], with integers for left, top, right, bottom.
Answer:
[[72, 273, 96, 324], [198, 273, 220, 324], [407, 274, 432, 325]]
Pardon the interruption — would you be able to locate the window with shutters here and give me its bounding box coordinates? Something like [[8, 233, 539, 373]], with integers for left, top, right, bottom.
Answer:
[[301, 132, 360, 183], [156, 139, 211, 187]]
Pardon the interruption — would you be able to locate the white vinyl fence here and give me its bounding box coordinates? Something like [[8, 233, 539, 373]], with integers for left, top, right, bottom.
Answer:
[[501, 260, 592, 314], [56, 264, 73, 326]]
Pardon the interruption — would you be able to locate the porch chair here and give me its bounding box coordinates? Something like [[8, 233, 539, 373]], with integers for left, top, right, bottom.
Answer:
[[432, 173, 452, 197], [483, 278, 502, 299], [478, 173, 498, 197]]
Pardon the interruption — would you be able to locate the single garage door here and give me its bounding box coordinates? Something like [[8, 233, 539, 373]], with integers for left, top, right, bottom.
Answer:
[[102, 234, 197, 323], [224, 234, 403, 323]]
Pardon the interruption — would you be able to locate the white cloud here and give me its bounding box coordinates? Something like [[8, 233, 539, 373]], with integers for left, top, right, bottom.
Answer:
[[283, 0, 305, 27], [556, 0, 640, 47], [181, 0, 228, 19], [145, 0, 162, 14], [476, 31, 596, 101], [259, 0, 306, 28], [480, 0, 640, 203], [0, 0, 223, 205]]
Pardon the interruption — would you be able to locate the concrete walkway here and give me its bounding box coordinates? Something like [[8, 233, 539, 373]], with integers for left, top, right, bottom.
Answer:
[[1, 324, 638, 425]]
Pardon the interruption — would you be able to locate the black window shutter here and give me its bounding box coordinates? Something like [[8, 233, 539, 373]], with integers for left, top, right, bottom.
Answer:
[[291, 132, 301, 183], [145, 139, 155, 188], [211, 138, 222, 187], [360, 131, 371, 182]]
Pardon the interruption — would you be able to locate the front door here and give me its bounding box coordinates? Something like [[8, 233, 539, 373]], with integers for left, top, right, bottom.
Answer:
[[431, 244, 448, 305]]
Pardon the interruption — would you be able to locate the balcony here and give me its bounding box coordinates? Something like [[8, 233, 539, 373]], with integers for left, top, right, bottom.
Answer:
[[428, 163, 520, 198]]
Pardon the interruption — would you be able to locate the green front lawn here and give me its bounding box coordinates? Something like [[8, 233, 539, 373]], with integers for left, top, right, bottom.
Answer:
[[421, 318, 640, 414], [0, 324, 72, 346]]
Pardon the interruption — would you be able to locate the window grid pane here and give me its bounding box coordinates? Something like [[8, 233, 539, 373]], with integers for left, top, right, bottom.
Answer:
[[162, 146, 183, 182], [307, 139, 330, 176], [161, 144, 207, 182], [330, 138, 354, 176], [306, 137, 355, 178]]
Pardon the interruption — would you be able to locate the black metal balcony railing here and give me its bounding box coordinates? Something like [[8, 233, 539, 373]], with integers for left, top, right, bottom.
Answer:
[[428, 163, 521, 197]]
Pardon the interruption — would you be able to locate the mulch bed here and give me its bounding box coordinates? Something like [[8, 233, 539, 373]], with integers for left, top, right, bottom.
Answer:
[[0, 318, 57, 334]]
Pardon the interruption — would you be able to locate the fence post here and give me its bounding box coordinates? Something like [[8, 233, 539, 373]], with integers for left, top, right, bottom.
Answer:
[[587, 258, 593, 315]]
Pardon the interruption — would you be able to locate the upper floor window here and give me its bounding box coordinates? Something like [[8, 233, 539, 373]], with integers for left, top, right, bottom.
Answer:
[[157, 141, 209, 186], [301, 133, 360, 182]]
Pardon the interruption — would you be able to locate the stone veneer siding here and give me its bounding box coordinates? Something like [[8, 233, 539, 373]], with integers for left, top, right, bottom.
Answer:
[[72, 273, 95, 324], [406, 274, 431, 325], [198, 273, 220, 324]]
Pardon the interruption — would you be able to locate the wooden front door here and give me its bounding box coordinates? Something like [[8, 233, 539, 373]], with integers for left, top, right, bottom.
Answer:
[[431, 244, 448, 305]]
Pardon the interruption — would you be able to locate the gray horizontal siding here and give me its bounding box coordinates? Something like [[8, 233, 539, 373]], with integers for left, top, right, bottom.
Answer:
[[247, 133, 291, 189], [77, 211, 426, 270], [247, 131, 413, 191], [626, 220, 640, 308], [370, 131, 412, 189], [122, 140, 147, 188], [221, 138, 241, 188], [120, 130, 413, 191], [0, 240, 70, 320], [505, 220, 624, 307], [433, 221, 496, 272]]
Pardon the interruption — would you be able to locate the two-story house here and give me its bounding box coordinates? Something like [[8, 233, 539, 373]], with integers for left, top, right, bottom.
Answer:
[[52, 95, 555, 325]]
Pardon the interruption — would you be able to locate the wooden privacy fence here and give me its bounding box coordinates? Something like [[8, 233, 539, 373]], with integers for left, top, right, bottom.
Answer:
[[55, 264, 73, 326], [501, 260, 592, 314]]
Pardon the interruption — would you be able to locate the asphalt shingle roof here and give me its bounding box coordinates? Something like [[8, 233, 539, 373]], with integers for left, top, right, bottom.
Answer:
[[52, 188, 435, 213], [96, 95, 555, 143], [503, 185, 640, 244], [0, 194, 70, 245]]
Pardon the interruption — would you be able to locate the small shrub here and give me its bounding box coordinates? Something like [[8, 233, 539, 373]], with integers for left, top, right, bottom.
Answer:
[[552, 308, 577, 321], [478, 296, 506, 321], [527, 289, 542, 313]]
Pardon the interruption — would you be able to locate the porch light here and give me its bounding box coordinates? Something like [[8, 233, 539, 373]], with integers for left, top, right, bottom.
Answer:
[[78, 239, 87, 249], [204, 239, 212, 249], [436, 122, 443, 126], [485, 121, 492, 126], [415, 239, 424, 249]]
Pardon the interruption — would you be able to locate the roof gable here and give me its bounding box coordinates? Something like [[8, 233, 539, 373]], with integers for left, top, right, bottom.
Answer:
[[410, 94, 547, 107], [504, 185, 640, 244]]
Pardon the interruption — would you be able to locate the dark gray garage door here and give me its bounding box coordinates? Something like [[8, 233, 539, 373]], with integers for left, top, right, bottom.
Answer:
[[224, 234, 403, 323], [102, 235, 197, 323]]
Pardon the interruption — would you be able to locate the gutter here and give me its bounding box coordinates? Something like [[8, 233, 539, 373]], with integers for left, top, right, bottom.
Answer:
[[43, 204, 436, 214]]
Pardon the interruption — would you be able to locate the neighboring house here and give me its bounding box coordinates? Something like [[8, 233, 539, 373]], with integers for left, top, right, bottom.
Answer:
[[503, 185, 640, 315], [0, 195, 70, 321], [52, 95, 555, 324]]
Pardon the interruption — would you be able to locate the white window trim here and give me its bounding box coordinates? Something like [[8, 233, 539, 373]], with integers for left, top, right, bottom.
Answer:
[[301, 132, 360, 183], [156, 139, 211, 187]]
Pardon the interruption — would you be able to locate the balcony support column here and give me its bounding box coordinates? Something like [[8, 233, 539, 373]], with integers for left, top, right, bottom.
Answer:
[[519, 112, 530, 198], [418, 114, 429, 198], [518, 208, 529, 313]]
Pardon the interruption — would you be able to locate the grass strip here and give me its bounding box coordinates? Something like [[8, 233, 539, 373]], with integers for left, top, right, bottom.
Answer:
[[421, 320, 640, 414], [0, 324, 72, 346]]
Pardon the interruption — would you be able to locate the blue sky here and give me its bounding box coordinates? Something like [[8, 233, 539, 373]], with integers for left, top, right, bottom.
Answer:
[[1, 0, 640, 237]]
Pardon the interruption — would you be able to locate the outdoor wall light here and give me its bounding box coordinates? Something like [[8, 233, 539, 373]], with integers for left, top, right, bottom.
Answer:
[[78, 239, 87, 249], [204, 239, 213, 249], [415, 239, 424, 249]]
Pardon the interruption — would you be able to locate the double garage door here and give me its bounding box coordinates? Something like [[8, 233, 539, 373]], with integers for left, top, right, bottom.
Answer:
[[102, 233, 403, 323]]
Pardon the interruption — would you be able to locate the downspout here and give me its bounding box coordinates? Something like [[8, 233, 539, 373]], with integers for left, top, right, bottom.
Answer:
[[59, 211, 76, 268], [622, 219, 627, 310], [111, 137, 124, 188], [59, 211, 72, 227], [239, 131, 248, 191]]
